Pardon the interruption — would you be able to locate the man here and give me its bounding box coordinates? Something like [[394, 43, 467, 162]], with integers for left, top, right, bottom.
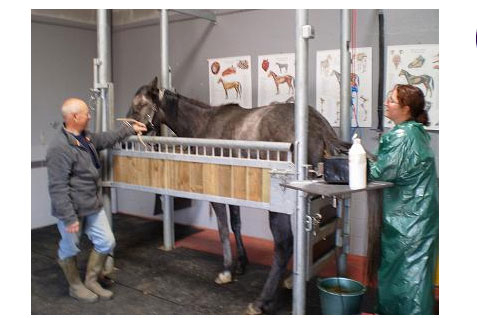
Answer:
[[46, 97, 146, 302]]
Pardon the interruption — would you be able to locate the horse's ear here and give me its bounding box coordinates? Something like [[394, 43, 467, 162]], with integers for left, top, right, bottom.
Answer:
[[159, 88, 165, 102], [149, 76, 158, 89]]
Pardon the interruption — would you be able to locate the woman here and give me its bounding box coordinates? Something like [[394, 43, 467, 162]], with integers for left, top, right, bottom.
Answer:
[[368, 84, 438, 314]]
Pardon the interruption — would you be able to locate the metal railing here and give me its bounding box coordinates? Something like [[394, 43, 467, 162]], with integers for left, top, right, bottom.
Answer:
[[114, 135, 294, 170]]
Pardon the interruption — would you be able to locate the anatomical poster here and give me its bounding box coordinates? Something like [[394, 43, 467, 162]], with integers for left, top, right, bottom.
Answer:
[[316, 47, 373, 128], [208, 55, 252, 109], [257, 53, 295, 107], [385, 44, 439, 130]]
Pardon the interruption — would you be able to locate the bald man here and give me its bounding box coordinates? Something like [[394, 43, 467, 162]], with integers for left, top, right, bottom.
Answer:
[[46, 98, 146, 303]]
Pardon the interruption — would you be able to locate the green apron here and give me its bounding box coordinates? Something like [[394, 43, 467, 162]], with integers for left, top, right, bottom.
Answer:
[[368, 121, 438, 315]]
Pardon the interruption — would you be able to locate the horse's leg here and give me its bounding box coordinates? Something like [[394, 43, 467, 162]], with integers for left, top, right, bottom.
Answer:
[[247, 212, 293, 314], [275, 83, 279, 95], [229, 205, 249, 275], [211, 202, 233, 284]]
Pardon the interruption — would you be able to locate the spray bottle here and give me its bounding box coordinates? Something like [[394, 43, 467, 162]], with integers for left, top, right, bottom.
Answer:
[[349, 133, 367, 189]]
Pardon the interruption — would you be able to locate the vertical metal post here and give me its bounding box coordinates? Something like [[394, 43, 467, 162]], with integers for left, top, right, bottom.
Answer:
[[340, 9, 352, 142], [293, 9, 311, 315], [339, 9, 352, 276], [160, 9, 175, 251], [97, 9, 114, 225]]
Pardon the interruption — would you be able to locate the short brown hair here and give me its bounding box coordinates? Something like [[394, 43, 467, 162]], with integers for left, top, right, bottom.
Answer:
[[395, 84, 429, 126]]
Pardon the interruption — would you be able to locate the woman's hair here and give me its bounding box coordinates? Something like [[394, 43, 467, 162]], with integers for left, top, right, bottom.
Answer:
[[395, 84, 430, 126]]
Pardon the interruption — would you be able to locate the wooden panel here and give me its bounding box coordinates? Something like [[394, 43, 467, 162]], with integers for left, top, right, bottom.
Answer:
[[177, 161, 191, 192], [218, 165, 232, 198], [261, 169, 270, 203], [164, 160, 175, 189], [134, 157, 151, 186], [113, 157, 271, 203], [203, 163, 219, 196], [232, 166, 247, 200], [150, 159, 165, 189], [246, 167, 262, 202]]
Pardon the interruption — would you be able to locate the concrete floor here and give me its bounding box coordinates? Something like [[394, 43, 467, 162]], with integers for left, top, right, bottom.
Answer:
[[31, 213, 378, 315]]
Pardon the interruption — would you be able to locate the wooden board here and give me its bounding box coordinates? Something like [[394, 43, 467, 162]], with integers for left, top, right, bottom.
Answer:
[[113, 156, 270, 203]]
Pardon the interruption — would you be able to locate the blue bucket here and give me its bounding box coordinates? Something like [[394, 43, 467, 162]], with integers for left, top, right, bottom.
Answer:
[[317, 277, 366, 315]]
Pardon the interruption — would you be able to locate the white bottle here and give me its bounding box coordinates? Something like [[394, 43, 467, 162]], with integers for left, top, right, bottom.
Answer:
[[349, 134, 367, 190]]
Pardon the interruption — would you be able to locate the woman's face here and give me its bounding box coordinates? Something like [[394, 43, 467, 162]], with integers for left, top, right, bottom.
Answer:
[[384, 89, 410, 124]]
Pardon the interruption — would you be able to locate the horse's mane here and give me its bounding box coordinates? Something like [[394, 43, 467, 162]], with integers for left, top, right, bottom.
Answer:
[[164, 89, 211, 109]]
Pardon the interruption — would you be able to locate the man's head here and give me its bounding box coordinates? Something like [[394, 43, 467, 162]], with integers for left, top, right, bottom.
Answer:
[[62, 98, 91, 133]]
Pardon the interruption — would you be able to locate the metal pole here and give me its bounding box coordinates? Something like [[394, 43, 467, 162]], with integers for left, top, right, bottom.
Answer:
[[340, 9, 351, 142], [339, 9, 352, 277], [160, 9, 175, 251], [97, 9, 113, 225], [293, 9, 312, 315]]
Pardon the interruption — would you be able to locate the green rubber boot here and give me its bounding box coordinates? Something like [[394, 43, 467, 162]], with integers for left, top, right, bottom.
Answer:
[[58, 257, 98, 303], [84, 250, 114, 300]]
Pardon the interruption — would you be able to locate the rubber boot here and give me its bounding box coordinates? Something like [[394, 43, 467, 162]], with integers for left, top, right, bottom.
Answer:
[[84, 250, 114, 300], [58, 257, 98, 303]]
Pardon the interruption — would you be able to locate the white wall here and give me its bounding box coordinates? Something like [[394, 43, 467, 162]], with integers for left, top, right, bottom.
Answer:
[[31, 21, 96, 229]]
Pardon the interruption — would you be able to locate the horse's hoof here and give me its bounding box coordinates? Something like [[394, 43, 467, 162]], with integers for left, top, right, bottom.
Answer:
[[245, 303, 262, 315], [235, 259, 249, 276], [214, 271, 232, 284]]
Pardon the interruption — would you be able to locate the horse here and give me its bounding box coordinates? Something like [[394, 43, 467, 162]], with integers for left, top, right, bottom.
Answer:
[[126, 77, 354, 314], [268, 71, 294, 95], [275, 62, 288, 73], [218, 78, 242, 99], [331, 69, 360, 88], [398, 69, 434, 97]]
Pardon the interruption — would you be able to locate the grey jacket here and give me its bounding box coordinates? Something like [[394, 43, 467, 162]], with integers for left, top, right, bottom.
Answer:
[[46, 125, 135, 225]]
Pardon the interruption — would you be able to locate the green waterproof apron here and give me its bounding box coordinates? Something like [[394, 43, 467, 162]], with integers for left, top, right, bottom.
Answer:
[[368, 121, 438, 315]]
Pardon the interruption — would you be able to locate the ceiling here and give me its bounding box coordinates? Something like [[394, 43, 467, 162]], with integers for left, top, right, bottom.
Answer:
[[31, 9, 255, 30]]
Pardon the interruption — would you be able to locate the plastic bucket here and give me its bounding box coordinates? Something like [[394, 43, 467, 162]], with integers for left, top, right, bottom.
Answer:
[[317, 277, 366, 315]]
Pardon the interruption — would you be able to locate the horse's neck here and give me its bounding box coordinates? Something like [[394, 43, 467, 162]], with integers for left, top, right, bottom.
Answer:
[[164, 95, 209, 137]]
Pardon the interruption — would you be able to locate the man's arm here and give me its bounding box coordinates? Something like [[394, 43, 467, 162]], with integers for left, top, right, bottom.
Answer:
[[46, 145, 78, 226], [89, 125, 135, 151]]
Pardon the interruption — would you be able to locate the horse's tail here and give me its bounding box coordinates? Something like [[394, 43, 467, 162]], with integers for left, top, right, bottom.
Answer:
[[325, 136, 352, 156], [366, 189, 382, 285]]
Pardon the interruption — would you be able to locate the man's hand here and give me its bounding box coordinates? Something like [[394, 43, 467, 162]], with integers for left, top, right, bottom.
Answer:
[[66, 221, 80, 233], [132, 122, 147, 134]]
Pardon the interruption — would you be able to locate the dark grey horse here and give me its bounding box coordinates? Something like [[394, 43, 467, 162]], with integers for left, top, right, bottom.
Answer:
[[126, 77, 350, 314]]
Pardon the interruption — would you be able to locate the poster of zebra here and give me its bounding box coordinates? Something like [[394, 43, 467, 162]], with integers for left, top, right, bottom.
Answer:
[[257, 53, 295, 107], [316, 47, 373, 128], [385, 44, 439, 130], [208, 55, 252, 109]]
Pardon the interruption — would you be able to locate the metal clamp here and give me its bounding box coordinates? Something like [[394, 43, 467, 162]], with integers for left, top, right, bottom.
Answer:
[[305, 215, 313, 232]]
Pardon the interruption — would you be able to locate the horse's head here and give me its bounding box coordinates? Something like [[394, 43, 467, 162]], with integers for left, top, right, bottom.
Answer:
[[268, 71, 274, 77], [126, 76, 165, 134], [217, 78, 223, 84]]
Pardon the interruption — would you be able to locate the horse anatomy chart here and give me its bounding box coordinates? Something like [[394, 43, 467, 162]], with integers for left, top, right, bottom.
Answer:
[[385, 44, 439, 130], [208, 55, 252, 109], [258, 53, 295, 107], [316, 48, 372, 128]]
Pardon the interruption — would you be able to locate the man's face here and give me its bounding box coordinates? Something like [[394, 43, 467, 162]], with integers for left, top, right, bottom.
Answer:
[[74, 103, 91, 131]]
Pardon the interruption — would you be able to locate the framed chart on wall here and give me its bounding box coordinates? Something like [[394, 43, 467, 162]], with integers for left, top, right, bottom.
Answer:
[[385, 44, 439, 130], [316, 47, 373, 128], [257, 53, 295, 107], [208, 55, 252, 109]]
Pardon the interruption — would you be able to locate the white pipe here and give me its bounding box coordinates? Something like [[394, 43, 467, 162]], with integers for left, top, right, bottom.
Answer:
[[160, 9, 174, 251], [340, 9, 351, 142], [293, 9, 310, 315]]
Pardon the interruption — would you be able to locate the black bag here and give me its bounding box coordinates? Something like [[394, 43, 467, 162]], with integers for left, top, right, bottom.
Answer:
[[323, 156, 349, 184]]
